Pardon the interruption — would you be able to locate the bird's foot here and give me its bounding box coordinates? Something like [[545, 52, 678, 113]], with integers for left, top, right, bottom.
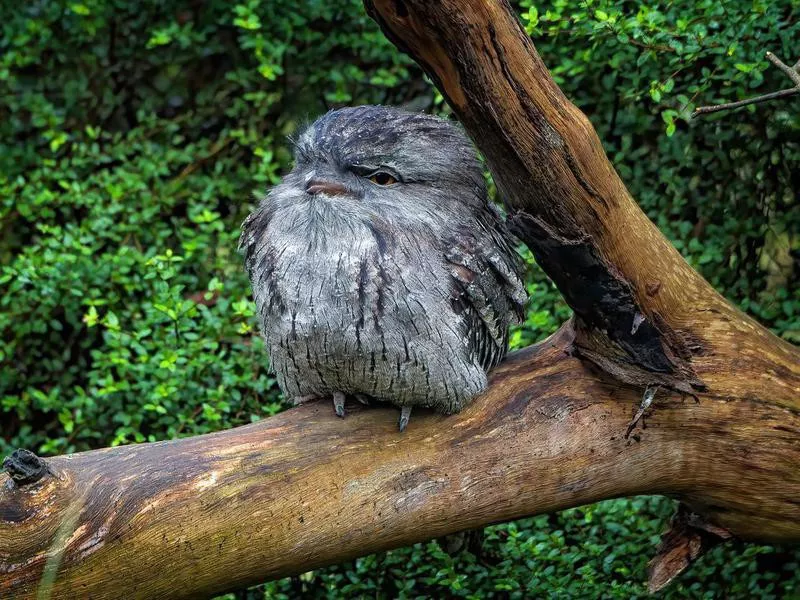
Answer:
[[333, 391, 346, 418], [294, 392, 348, 418], [398, 405, 412, 432]]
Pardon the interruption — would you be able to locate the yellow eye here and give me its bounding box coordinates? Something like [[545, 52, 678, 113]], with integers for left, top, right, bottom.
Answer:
[[368, 172, 398, 185]]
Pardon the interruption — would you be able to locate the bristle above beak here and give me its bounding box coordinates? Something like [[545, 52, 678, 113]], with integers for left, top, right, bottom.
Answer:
[[305, 179, 349, 196]]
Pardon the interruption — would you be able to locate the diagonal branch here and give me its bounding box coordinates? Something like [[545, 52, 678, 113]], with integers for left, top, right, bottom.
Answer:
[[362, 0, 799, 409], [693, 51, 800, 117]]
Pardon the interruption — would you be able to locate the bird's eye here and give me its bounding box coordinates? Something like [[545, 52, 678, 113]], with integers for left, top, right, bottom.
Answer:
[[368, 171, 398, 186]]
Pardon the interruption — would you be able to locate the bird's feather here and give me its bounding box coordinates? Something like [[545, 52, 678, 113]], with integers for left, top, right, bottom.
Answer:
[[445, 207, 527, 371]]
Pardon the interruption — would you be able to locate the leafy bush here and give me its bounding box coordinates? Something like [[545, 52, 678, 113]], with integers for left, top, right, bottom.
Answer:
[[1, 0, 797, 597]]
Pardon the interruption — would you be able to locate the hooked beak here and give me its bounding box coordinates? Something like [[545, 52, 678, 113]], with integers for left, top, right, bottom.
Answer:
[[305, 179, 349, 197]]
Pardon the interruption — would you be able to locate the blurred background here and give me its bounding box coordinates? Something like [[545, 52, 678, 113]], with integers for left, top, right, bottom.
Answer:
[[1, 0, 798, 597]]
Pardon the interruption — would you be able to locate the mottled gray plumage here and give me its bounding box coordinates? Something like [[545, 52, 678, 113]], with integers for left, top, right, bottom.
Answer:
[[240, 105, 527, 430]]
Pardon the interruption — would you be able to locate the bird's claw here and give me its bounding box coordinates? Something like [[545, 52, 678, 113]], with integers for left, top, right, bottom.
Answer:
[[318, 393, 411, 429], [398, 405, 412, 432], [333, 392, 346, 418]]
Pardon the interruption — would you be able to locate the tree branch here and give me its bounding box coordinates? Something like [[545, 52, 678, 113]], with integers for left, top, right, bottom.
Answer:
[[693, 87, 799, 117], [693, 51, 800, 117], [2, 2, 799, 598], [362, 0, 798, 405], [2, 325, 799, 599], [767, 51, 800, 87]]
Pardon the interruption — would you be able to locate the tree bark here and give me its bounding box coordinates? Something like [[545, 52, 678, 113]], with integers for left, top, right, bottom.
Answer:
[[2, 1, 799, 598]]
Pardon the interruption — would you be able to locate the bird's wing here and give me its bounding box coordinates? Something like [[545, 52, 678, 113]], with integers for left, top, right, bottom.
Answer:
[[445, 207, 528, 371], [239, 200, 282, 278], [239, 203, 287, 317], [239, 205, 270, 268]]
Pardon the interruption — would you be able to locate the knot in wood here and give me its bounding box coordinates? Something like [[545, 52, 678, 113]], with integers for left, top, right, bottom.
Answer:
[[3, 448, 50, 487]]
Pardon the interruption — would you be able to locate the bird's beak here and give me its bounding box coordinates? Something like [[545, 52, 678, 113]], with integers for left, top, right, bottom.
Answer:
[[305, 179, 349, 197]]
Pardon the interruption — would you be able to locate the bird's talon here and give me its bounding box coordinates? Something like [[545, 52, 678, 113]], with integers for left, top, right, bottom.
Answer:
[[333, 392, 346, 418], [398, 405, 412, 432]]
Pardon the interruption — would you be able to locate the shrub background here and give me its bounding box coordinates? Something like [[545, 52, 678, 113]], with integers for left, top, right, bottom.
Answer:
[[1, 0, 798, 597]]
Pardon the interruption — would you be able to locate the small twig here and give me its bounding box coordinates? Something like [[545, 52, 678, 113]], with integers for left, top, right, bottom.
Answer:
[[693, 88, 799, 116], [693, 51, 800, 118], [767, 51, 800, 87], [167, 136, 235, 186], [174, 405, 204, 436], [627, 37, 676, 54], [625, 385, 658, 438]]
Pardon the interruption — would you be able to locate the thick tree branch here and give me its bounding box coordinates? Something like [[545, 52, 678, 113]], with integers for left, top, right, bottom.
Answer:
[[2, 326, 799, 599], [2, 1, 799, 598]]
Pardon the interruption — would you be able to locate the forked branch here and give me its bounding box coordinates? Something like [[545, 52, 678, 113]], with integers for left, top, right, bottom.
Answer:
[[1, 2, 799, 599], [694, 51, 800, 117]]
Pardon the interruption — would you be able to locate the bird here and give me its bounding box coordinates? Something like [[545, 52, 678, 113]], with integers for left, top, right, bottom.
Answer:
[[240, 105, 527, 431]]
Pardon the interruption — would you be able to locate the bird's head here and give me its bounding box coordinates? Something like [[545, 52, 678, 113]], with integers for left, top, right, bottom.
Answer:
[[267, 105, 487, 224]]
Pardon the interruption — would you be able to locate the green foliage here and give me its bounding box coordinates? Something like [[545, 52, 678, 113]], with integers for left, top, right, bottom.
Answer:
[[1, 0, 797, 597], [1, 0, 416, 454]]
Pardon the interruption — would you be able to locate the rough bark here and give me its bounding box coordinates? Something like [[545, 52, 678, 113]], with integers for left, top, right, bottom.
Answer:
[[2, 1, 799, 598], [3, 325, 798, 599]]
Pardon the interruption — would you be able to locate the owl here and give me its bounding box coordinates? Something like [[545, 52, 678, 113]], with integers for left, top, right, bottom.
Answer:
[[240, 105, 527, 431]]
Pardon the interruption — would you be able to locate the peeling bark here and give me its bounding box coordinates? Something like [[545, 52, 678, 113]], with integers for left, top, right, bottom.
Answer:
[[648, 504, 734, 593]]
